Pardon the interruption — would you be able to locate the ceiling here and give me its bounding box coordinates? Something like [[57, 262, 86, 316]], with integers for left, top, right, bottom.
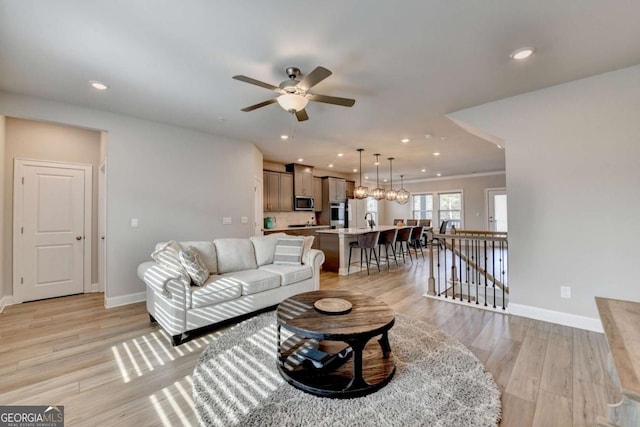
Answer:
[[1, 1, 639, 182]]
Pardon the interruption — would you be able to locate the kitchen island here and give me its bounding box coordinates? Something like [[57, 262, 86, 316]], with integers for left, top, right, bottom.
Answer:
[[316, 226, 409, 275], [264, 225, 331, 250]]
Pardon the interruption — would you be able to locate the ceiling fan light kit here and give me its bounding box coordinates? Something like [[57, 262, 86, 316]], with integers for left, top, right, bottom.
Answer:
[[233, 66, 355, 122], [354, 148, 368, 199]]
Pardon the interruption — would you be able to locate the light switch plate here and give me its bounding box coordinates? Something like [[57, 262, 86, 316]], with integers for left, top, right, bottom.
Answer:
[[222, 217, 232, 225], [241, 216, 248, 224], [131, 218, 139, 228]]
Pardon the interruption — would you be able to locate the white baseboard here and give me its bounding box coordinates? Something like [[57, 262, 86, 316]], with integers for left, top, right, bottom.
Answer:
[[509, 303, 603, 333], [105, 291, 146, 309], [0, 295, 15, 313]]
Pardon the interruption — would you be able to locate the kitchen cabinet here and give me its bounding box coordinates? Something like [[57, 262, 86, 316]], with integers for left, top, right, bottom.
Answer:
[[313, 177, 323, 212], [323, 177, 346, 202], [286, 163, 314, 197], [263, 171, 293, 212], [346, 180, 355, 199]]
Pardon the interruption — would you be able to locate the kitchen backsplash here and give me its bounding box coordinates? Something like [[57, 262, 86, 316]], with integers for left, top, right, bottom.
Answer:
[[264, 211, 318, 228]]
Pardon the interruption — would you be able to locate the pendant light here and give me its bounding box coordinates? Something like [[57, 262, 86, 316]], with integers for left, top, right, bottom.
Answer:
[[371, 154, 386, 200], [396, 174, 410, 205], [354, 148, 368, 199], [385, 157, 397, 201]]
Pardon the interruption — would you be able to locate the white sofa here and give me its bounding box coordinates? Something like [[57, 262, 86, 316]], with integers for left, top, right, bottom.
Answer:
[[137, 233, 324, 345]]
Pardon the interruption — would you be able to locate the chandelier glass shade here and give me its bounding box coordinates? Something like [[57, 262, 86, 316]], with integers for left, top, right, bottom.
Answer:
[[396, 174, 410, 205], [385, 157, 397, 201], [372, 154, 386, 200], [354, 148, 368, 199], [277, 94, 309, 112]]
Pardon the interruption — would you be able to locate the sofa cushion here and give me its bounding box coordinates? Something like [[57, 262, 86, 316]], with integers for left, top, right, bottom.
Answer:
[[259, 264, 313, 286], [220, 269, 281, 295], [214, 239, 258, 274], [151, 240, 187, 276], [190, 275, 242, 309], [273, 236, 305, 265], [179, 246, 209, 286], [178, 241, 217, 274], [250, 233, 287, 267]]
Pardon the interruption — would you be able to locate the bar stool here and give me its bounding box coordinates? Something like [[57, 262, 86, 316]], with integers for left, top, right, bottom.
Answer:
[[406, 219, 418, 226], [409, 226, 425, 260], [347, 231, 380, 275], [377, 228, 398, 270], [417, 219, 432, 246], [395, 227, 413, 263]]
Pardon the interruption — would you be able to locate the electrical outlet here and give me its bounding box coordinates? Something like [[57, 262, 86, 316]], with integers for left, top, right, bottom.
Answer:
[[241, 216, 248, 224], [560, 286, 571, 299], [130, 218, 139, 228]]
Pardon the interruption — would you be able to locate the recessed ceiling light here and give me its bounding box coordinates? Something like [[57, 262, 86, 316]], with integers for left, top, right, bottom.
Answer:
[[90, 80, 109, 90], [337, 153, 344, 157], [280, 134, 289, 140], [421, 169, 427, 173], [364, 175, 369, 179], [297, 158, 304, 162], [401, 138, 410, 143], [497, 144, 503, 149], [328, 163, 334, 168], [383, 179, 388, 182], [353, 168, 358, 172], [433, 152, 440, 156], [436, 173, 442, 177], [425, 133, 433, 139], [510, 47, 536, 60]]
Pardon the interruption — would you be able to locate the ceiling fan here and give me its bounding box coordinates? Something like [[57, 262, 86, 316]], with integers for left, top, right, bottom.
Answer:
[[232, 66, 355, 121]]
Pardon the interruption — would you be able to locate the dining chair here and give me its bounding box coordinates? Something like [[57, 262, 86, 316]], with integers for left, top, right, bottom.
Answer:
[[347, 231, 381, 275], [406, 219, 418, 226]]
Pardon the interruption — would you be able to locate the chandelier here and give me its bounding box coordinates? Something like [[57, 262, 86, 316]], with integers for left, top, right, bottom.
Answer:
[[396, 174, 410, 204], [371, 154, 386, 200], [353, 148, 368, 199], [385, 157, 397, 201]]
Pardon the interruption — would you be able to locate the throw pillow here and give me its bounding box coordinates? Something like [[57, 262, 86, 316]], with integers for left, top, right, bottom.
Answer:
[[273, 236, 305, 265], [179, 246, 210, 286], [151, 240, 187, 276], [301, 235, 314, 265]]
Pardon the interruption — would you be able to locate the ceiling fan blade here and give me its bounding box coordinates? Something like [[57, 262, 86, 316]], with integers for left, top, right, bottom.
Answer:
[[295, 108, 309, 122], [297, 66, 332, 91], [241, 98, 277, 112], [232, 75, 279, 91], [307, 93, 356, 107]]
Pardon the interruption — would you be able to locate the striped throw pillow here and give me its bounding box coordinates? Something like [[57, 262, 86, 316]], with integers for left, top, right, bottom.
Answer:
[[273, 236, 305, 265]]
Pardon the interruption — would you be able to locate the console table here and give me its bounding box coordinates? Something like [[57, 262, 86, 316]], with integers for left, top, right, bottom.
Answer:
[[595, 297, 640, 427]]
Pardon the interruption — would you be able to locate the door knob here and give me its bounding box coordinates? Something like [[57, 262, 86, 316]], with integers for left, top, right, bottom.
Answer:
[[76, 236, 82, 240]]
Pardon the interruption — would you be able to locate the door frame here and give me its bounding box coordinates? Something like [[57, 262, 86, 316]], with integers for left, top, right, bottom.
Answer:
[[98, 159, 107, 293], [13, 158, 93, 303], [486, 187, 507, 231]]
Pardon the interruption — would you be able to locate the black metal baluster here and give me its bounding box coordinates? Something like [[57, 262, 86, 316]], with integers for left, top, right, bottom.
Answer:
[[501, 240, 506, 310], [484, 240, 488, 307], [436, 241, 441, 296], [475, 239, 479, 304], [443, 237, 448, 298], [466, 239, 471, 303], [492, 240, 497, 309]]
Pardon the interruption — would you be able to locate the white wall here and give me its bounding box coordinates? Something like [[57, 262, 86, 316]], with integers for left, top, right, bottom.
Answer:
[[0, 92, 262, 305], [381, 173, 506, 229], [450, 64, 640, 323], [0, 116, 4, 300]]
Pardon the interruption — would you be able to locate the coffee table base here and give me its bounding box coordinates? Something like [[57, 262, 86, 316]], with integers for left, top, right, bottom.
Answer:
[[277, 333, 396, 398]]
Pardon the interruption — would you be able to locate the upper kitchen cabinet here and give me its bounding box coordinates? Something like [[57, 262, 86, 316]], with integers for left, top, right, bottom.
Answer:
[[286, 163, 314, 197], [346, 180, 355, 199], [322, 177, 347, 202], [263, 170, 293, 212]]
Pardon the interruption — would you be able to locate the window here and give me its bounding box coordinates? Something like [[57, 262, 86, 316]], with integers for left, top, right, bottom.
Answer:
[[366, 197, 378, 224], [411, 191, 463, 229], [412, 194, 433, 220], [438, 192, 462, 229]]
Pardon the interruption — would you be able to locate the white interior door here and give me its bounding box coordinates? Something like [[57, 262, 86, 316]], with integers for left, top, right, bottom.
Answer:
[[14, 160, 91, 303], [488, 189, 508, 232]]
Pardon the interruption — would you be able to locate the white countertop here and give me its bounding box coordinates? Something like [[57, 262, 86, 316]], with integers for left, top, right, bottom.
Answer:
[[316, 225, 409, 235], [264, 225, 331, 232]]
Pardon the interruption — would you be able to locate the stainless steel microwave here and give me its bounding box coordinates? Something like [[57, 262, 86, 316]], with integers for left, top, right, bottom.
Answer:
[[294, 196, 315, 211]]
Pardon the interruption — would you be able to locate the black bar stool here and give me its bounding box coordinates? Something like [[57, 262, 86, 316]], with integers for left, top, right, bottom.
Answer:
[[409, 226, 425, 259], [348, 231, 381, 275], [377, 228, 398, 270]]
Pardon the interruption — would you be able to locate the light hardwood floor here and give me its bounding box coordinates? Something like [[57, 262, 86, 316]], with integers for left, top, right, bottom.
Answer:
[[0, 262, 616, 426]]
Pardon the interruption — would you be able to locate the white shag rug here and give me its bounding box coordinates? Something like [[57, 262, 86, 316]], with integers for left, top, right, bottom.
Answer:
[[192, 312, 501, 426]]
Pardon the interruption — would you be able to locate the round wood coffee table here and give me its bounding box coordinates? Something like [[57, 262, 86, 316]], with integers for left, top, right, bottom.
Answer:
[[276, 290, 395, 398]]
